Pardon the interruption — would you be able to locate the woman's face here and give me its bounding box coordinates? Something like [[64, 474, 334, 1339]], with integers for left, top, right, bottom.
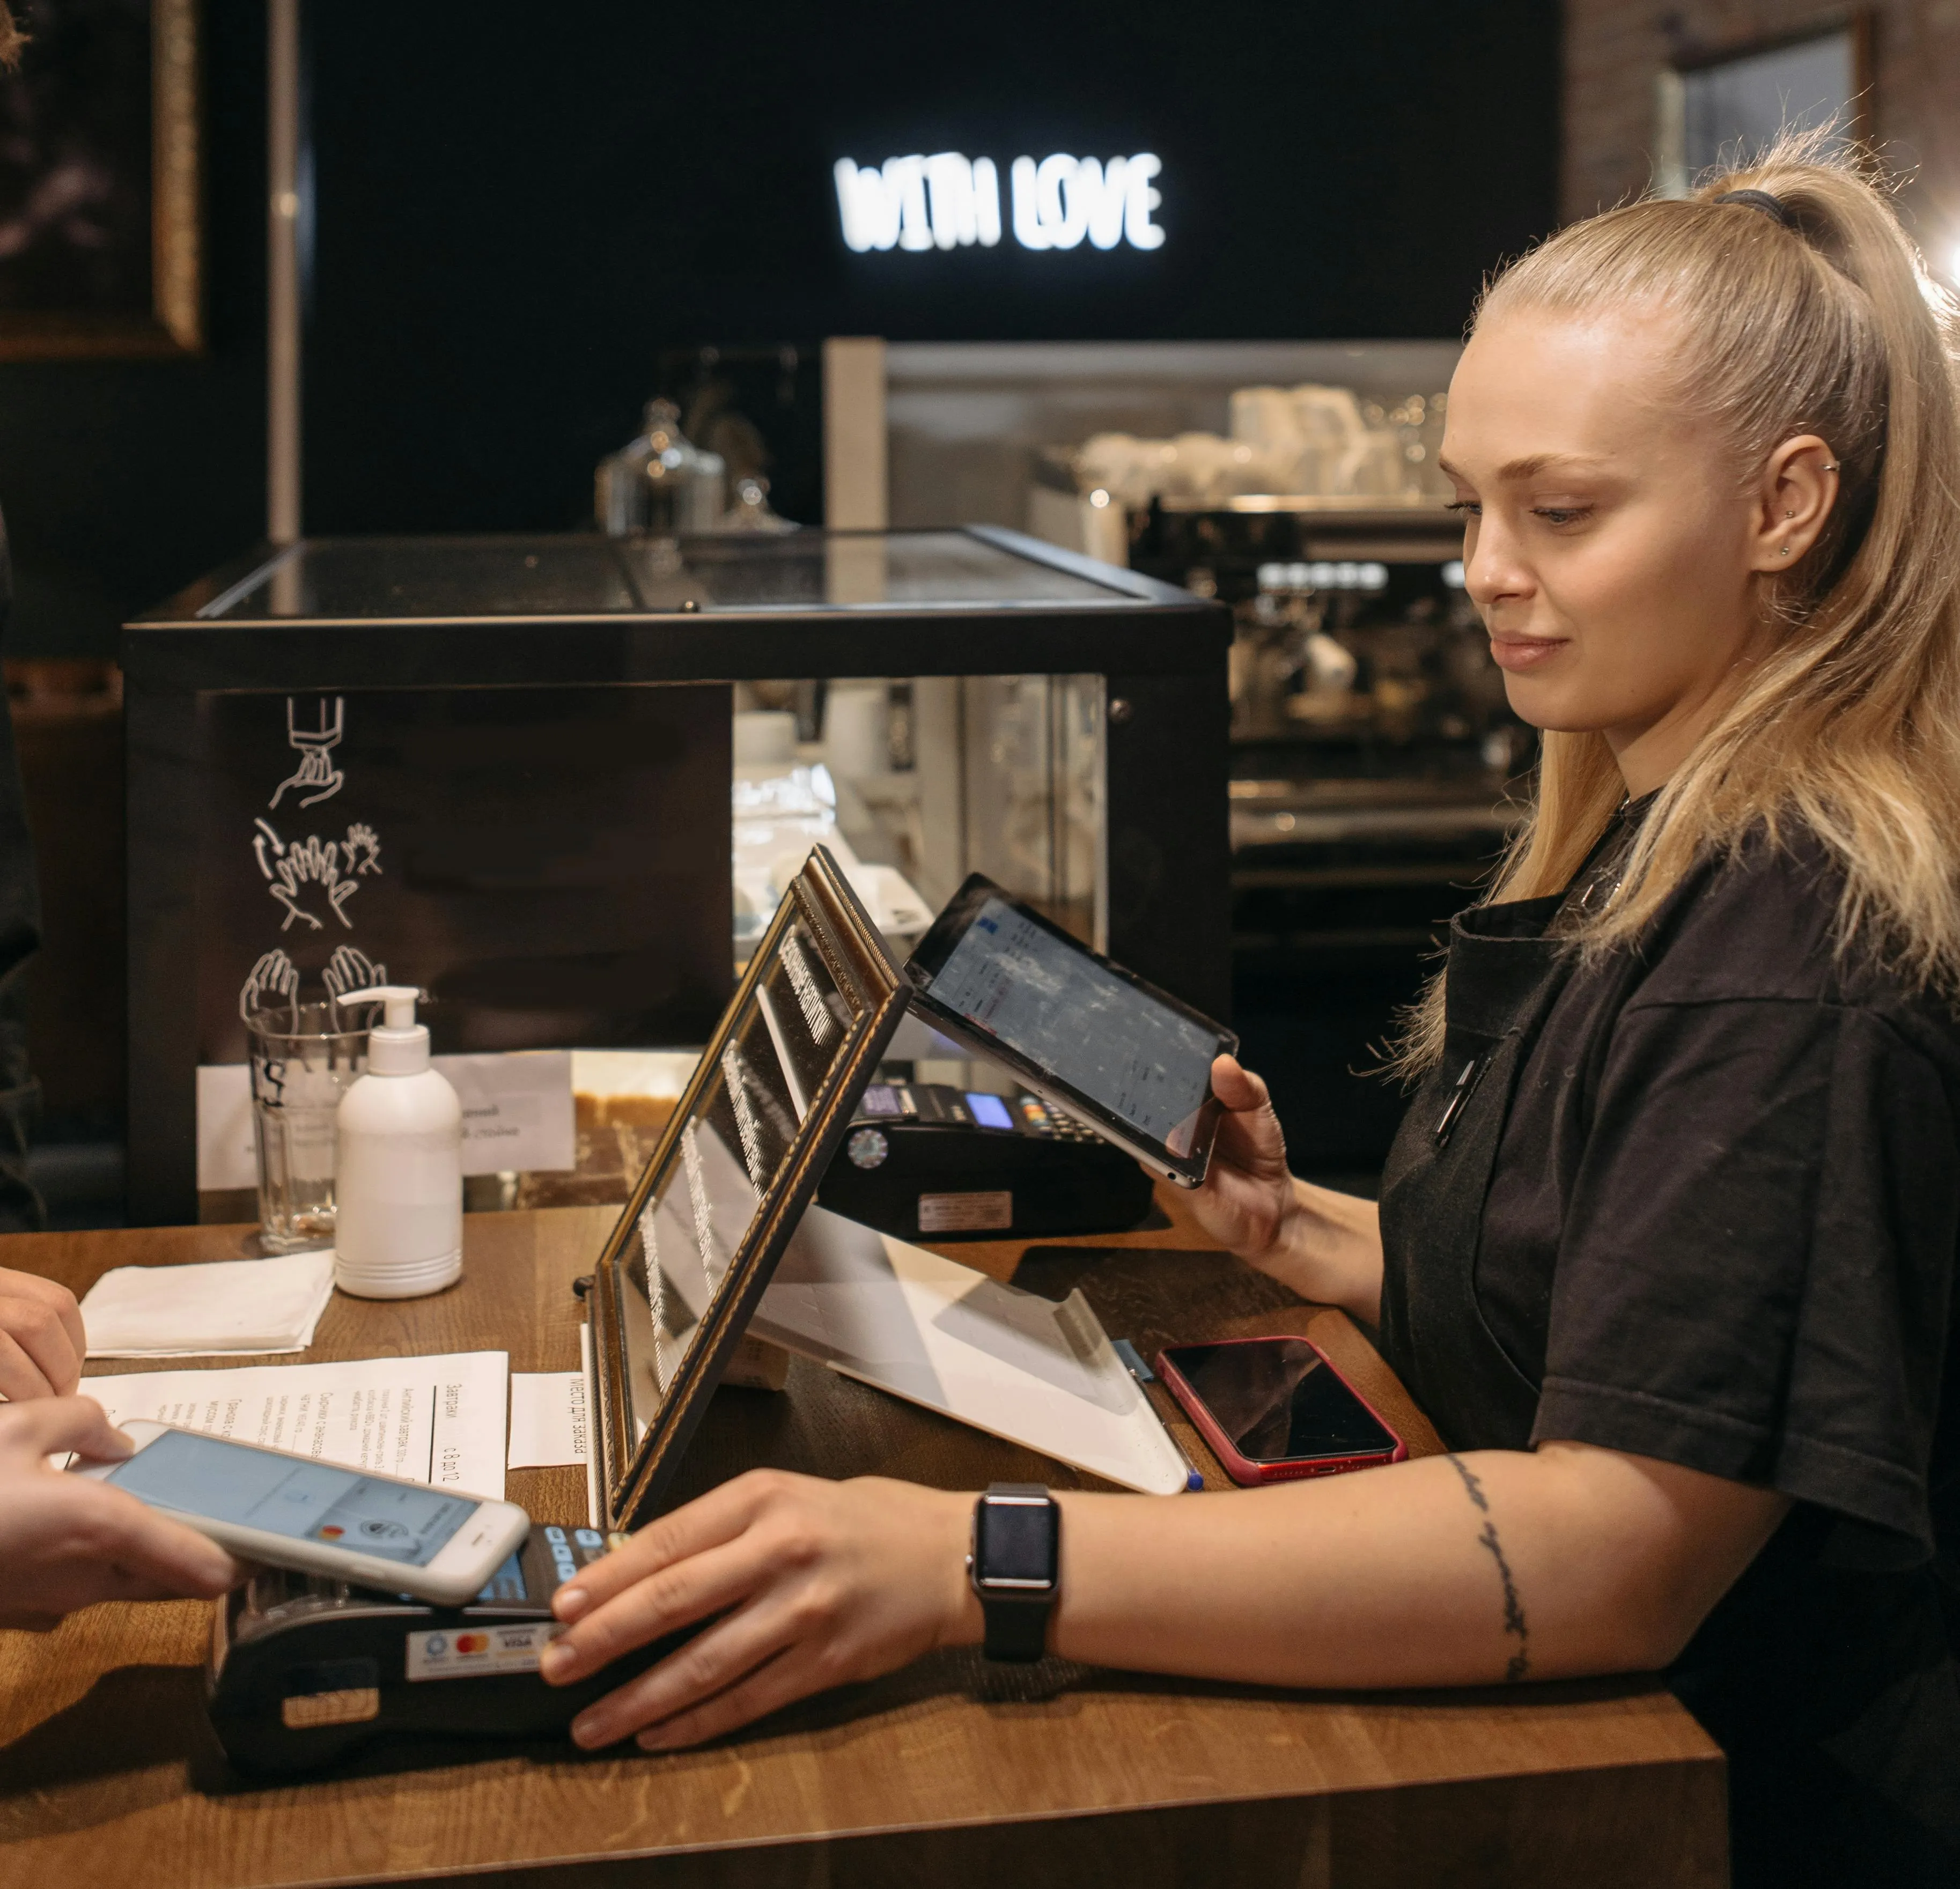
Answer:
[[1440, 304, 1814, 794]]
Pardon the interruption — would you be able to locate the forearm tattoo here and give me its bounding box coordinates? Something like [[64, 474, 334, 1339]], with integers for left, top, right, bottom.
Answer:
[[1445, 1453, 1530, 1683]]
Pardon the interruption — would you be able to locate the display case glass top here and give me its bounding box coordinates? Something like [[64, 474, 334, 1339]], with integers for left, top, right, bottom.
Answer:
[[123, 527, 1231, 1228], [186, 529, 1138, 623]]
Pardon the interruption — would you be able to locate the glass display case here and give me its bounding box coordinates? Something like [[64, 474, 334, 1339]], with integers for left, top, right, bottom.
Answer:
[[124, 527, 1229, 1224]]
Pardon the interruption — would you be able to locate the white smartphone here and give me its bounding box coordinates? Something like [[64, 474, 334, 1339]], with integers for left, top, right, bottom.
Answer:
[[69, 1421, 530, 1605]]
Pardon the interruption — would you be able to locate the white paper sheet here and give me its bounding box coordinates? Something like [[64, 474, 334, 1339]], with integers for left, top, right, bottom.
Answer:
[[80, 1351, 509, 1500], [196, 1052, 576, 1190], [441, 1052, 576, 1177], [579, 1322, 600, 1529], [80, 1250, 336, 1358], [508, 1370, 590, 1468], [753, 1207, 1190, 1495]]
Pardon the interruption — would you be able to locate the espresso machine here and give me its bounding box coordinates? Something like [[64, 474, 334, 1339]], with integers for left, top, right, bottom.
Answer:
[[1132, 495, 1524, 1173]]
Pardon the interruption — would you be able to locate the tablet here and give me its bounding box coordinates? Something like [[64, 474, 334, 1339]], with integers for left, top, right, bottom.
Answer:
[[903, 874, 1236, 1187]]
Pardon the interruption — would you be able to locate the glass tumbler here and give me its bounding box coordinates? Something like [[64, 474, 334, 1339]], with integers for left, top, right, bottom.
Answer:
[[246, 1002, 369, 1252]]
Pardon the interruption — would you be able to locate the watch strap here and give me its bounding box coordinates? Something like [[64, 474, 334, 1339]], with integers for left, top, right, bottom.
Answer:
[[981, 1592, 1052, 1662]]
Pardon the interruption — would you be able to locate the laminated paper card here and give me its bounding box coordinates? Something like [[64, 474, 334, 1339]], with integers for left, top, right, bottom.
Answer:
[[196, 1052, 575, 1191]]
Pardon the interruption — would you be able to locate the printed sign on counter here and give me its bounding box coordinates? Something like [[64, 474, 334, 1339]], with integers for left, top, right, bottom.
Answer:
[[440, 1053, 576, 1178], [195, 1052, 576, 1192]]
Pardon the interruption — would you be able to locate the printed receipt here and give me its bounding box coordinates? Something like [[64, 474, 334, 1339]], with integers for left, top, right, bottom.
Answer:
[[507, 1370, 590, 1469], [79, 1351, 509, 1500]]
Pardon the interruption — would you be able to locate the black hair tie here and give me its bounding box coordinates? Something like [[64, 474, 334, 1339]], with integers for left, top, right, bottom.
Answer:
[[1712, 187, 1796, 230]]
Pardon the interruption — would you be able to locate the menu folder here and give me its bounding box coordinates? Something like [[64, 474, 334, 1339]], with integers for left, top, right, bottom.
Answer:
[[584, 845, 1193, 1531], [583, 846, 909, 1531]]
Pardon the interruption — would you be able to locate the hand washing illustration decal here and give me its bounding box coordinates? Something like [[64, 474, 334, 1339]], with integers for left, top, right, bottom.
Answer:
[[250, 700, 387, 932], [269, 697, 348, 810], [253, 817, 381, 932], [237, 944, 388, 1028], [197, 683, 732, 1073]]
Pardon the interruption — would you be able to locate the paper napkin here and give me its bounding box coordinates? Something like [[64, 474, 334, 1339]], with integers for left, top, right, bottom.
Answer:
[[80, 1249, 336, 1358]]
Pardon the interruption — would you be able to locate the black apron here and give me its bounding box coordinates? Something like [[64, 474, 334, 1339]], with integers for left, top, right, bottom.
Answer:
[[1371, 886, 1960, 1886], [1376, 892, 1571, 1450]]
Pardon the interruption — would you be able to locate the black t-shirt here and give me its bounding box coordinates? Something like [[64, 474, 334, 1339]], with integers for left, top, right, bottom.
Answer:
[[1443, 820, 1960, 1883]]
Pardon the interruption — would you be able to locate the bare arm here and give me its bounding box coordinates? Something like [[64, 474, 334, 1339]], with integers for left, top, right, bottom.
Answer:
[[541, 1440, 1787, 1750], [1047, 1441, 1782, 1687], [1185, 1054, 1385, 1322]]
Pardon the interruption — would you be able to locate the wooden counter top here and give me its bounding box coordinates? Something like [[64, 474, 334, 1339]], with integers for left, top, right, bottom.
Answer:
[[0, 1195, 1726, 1889]]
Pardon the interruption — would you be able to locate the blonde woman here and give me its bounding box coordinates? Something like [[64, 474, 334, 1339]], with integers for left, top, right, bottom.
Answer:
[[544, 144, 1960, 1883]]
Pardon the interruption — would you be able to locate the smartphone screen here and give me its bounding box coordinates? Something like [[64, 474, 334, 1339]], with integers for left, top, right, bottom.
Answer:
[[1162, 1339, 1397, 1464], [101, 1429, 477, 1567], [923, 895, 1227, 1156]]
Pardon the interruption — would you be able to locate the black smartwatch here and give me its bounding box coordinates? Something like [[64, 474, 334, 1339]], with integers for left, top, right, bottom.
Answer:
[[969, 1482, 1059, 1662]]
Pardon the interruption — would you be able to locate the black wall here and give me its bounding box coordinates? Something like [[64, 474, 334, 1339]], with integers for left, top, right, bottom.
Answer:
[[0, 0, 266, 660], [0, 0, 1560, 652], [304, 0, 1559, 537]]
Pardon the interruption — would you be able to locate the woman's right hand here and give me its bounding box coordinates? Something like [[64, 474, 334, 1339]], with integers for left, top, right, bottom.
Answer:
[[1186, 1054, 1384, 1319]]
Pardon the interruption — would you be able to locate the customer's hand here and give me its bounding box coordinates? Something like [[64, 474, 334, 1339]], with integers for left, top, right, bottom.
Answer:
[[541, 1470, 977, 1750], [1185, 1054, 1299, 1265], [0, 1266, 86, 1398], [0, 1397, 244, 1631]]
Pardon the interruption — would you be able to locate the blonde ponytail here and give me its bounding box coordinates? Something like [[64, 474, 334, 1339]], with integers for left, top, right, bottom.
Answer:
[[1394, 130, 1960, 1076]]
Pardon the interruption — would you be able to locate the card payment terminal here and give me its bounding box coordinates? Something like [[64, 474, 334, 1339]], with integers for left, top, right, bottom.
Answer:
[[205, 1522, 686, 1776], [815, 1080, 1155, 1239]]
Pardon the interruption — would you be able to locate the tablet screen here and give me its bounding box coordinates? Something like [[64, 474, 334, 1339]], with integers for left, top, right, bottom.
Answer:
[[926, 895, 1221, 1153]]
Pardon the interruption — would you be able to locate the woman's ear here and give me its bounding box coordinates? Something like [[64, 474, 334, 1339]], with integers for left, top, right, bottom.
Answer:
[[1748, 434, 1839, 573]]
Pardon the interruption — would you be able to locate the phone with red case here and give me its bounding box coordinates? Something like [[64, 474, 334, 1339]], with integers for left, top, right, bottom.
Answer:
[[1156, 1336, 1408, 1486]]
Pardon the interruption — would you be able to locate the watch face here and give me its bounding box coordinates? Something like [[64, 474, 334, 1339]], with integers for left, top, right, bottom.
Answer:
[[975, 1495, 1057, 1589]]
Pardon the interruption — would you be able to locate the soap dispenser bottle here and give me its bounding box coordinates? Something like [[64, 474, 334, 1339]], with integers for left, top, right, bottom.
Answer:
[[332, 986, 463, 1298]]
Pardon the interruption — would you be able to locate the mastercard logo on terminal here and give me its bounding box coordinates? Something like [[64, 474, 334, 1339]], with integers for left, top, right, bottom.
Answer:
[[318, 1524, 345, 1539]]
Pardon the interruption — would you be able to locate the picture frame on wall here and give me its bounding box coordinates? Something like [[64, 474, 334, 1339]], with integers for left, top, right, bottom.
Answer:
[[0, 0, 201, 358], [1653, 13, 1874, 197]]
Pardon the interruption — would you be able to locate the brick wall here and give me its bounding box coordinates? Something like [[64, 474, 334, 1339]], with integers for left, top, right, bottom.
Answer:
[[1563, 1, 1960, 249]]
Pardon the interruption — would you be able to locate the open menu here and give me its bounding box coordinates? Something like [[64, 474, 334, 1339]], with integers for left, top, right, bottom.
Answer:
[[78, 1351, 510, 1500]]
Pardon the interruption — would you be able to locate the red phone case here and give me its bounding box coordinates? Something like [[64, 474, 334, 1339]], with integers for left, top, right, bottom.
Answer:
[[1155, 1337, 1409, 1487]]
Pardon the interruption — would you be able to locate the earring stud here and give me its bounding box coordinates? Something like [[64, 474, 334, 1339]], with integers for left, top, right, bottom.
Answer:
[[1780, 545, 1792, 556]]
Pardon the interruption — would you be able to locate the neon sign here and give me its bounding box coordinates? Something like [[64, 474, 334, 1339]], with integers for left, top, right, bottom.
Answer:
[[833, 151, 1165, 255]]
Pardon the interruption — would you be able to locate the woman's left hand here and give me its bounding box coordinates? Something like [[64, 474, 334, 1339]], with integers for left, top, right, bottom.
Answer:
[[540, 1470, 979, 1750]]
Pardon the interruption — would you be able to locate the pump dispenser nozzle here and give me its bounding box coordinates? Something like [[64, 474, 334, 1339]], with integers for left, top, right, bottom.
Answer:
[[336, 985, 430, 1074]]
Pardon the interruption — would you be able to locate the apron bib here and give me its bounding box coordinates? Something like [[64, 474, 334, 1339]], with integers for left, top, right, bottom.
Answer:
[[1377, 894, 1575, 1452]]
